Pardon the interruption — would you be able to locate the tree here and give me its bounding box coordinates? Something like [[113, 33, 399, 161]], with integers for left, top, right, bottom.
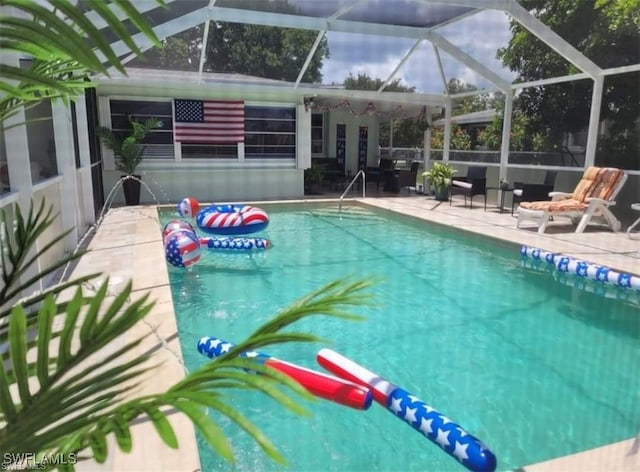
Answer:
[[205, 23, 328, 82], [446, 78, 501, 116], [1, 1, 371, 469], [135, 20, 329, 82], [496, 0, 640, 167]]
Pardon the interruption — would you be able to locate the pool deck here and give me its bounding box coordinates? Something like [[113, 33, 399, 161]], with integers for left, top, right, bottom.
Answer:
[[75, 193, 639, 472]]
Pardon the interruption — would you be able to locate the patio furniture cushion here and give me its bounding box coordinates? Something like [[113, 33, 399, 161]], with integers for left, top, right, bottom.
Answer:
[[451, 180, 472, 189], [570, 166, 600, 201]]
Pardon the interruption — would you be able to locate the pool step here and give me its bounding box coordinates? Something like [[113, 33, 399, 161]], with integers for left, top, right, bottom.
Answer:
[[308, 206, 385, 222]]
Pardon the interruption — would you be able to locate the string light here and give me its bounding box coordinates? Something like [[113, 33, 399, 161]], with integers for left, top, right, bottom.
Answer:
[[310, 99, 427, 121]]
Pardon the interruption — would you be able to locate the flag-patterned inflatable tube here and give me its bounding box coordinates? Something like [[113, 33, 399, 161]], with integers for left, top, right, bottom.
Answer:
[[520, 246, 639, 290], [197, 336, 372, 411], [521, 257, 640, 304], [317, 349, 497, 472], [196, 204, 269, 235], [199, 236, 270, 251]]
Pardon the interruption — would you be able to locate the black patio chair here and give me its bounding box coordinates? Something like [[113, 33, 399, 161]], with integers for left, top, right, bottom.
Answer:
[[511, 171, 557, 215], [366, 158, 394, 190], [449, 166, 487, 209], [393, 161, 421, 193]]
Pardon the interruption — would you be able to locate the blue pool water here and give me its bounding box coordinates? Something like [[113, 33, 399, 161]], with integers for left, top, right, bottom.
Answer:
[[162, 203, 639, 472]]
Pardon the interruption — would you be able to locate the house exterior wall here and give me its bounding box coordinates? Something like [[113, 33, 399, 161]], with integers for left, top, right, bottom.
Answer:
[[96, 87, 312, 203]]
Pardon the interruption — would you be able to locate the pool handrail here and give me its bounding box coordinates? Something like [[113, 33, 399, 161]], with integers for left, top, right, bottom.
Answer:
[[339, 169, 366, 214]]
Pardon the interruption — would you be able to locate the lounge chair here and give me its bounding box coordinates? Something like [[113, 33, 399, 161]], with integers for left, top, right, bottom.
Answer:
[[449, 166, 487, 209], [517, 167, 627, 234]]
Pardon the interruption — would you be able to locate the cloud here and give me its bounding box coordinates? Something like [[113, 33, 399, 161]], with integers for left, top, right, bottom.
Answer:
[[320, 9, 516, 93]]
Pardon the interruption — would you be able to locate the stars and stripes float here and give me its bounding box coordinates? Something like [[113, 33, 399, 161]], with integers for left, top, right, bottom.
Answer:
[[199, 236, 270, 251], [196, 204, 269, 236], [317, 349, 497, 472], [163, 199, 271, 268], [520, 245, 640, 290], [195, 336, 497, 471], [176, 197, 200, 218], [162, 219, 196, 244], [164, 229, 201, 268], [197, 336, 372, 411]]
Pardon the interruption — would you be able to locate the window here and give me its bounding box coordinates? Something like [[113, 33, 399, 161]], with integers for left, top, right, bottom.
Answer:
[[245, 106, 296, 159], [182, 145, 238, 159], [312, 112, 325, 156], [109, 100, 174, 159], [25, 100, 58, 183]]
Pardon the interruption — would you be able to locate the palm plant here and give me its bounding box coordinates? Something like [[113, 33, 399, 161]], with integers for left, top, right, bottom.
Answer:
[[422, 162, 456, 200], [0, 0, 377, 469], [97, 117, 163, 175]]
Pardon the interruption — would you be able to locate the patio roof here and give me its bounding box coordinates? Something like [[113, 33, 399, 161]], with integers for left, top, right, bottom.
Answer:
[[100, 0, 640, 95]]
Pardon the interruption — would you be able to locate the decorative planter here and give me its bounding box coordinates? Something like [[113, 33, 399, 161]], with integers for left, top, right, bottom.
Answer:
[[434, 186, 449, 201], [122, 175, 141, 206]]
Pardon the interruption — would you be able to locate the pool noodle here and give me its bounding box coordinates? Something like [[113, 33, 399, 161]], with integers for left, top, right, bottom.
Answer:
[[197, 336, 372, 410], [317, 348, 497, 472]]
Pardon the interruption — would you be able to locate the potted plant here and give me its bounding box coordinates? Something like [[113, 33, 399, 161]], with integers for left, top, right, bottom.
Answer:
[[97, 116, 162, 205], [422, 162, 456, 201], [304, 161, 325, 195], [499, 178, 510, 190]]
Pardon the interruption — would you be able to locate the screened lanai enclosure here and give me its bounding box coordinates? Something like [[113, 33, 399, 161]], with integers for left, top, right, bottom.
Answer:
[[1, 0, 639, 252]]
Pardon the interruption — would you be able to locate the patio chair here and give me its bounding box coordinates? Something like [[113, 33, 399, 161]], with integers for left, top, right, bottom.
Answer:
[[511, 170, 557, 215], [449, 165, 487, 209], [517, 167, 627, 234], [366, 158, 394, 190], [393, 161, 421, 193]]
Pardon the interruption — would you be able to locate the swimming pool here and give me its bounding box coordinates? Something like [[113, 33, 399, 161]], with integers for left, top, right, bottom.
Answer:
[[162, 203, 639, 472]]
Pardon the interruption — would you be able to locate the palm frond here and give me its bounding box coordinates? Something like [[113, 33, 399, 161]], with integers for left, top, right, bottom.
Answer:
[[0, 200, 100, 321], [1, 270, 375, 469], [0, 0, 163, 124]]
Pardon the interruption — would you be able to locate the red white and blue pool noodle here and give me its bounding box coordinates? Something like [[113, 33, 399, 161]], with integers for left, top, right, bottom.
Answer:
[[520, 245, 639, 290], [197, 337, 372, 411], [316, 349, 497, 472], [199, 236, 270, 251]]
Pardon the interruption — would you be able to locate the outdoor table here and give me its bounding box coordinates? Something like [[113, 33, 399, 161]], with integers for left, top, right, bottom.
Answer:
[[486, 185, 514, 214]]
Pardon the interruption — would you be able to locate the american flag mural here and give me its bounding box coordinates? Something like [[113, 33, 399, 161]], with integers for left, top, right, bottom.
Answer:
[[173, 99, 244, 144]]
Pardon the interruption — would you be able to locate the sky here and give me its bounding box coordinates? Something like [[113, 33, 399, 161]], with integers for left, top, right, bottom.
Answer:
[[320, 9, 518, 94]]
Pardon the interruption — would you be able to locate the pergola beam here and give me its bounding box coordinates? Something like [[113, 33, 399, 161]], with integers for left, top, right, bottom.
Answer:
[[418, 0, 602, 78], [503, 1, 602, 78], [433, 45, 449, 96], [85, 0, 169, 30], [294, 31, 326, 88], [108, 7, 209, 61], [377, 39, 424, 93], [427, 31, 511, 92]]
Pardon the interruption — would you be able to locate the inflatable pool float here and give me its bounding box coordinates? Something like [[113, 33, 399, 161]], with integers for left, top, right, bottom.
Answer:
[[199, 236, 270, 251], [196, 204, 269, 235]]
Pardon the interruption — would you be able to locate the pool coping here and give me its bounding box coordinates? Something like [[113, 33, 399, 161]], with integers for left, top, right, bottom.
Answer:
[[75, 197, 639, 471]]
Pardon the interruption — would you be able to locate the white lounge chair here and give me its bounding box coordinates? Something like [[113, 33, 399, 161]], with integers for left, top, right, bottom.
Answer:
[[517, 167, 627, 234]]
